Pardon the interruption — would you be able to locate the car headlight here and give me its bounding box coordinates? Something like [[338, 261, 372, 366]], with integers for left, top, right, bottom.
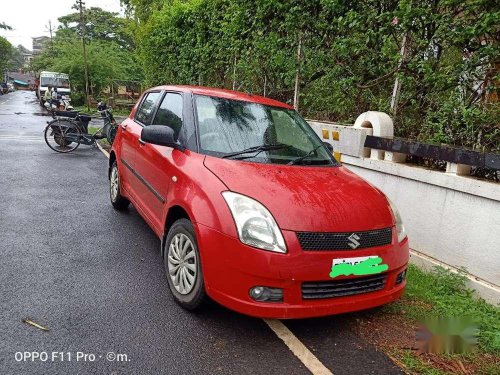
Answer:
[[388, 198, 407, 243], [222, 192, 287, 253]]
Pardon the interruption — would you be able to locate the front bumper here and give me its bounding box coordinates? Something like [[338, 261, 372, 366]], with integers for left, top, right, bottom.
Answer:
[[197, 224, 409, 319]]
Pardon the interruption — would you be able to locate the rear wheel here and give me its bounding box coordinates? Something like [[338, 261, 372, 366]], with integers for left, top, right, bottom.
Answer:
[[44, 119, 81, 153], [164, 219, 207, 310], [106, 124, 117, 145]]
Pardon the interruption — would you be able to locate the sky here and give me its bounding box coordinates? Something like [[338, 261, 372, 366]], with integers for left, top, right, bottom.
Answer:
[[0, 0, 124, 50]]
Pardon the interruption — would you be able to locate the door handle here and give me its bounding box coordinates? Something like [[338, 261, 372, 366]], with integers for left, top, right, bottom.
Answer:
[[121, 123, 128, 130], [138, 138, 146, 145]]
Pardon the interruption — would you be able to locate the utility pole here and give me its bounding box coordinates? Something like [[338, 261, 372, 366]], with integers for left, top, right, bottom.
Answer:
[[45, 20, 54, 53], [293, 32, 303, 111], [390, 2, 412, 119], [232, 55, 237, 91], [75, 0, 90, 111], [390, 33, 408, 117]]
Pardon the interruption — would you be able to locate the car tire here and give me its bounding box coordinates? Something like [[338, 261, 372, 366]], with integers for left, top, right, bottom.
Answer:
[[164, 219, 207, 311], [109, 161, 130, 210]]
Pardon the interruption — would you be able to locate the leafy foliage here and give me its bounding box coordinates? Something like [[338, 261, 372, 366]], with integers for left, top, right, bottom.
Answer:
[[135, 0, 499, 150], [8, 45, 31, 71], [30, 7, 141, 105], [58, 7, 136, 49], [0, 36, 13, 74]]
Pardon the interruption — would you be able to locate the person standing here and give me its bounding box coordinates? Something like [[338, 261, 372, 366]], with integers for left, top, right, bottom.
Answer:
[[44, 86, 52, 104]]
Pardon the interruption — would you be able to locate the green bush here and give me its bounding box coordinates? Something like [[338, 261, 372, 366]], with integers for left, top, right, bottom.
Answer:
[[137, 0, 499, 151]]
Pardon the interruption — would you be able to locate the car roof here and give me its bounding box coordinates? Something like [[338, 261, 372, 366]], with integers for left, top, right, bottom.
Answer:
[[147, 85, 294, 109]]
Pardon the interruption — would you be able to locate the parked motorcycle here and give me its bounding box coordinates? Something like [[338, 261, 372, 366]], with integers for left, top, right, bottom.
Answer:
[[44, 92, 74, 112], [97, 102, 117, 144]]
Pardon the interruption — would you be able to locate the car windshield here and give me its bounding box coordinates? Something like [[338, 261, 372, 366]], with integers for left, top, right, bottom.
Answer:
[[41, 76, 70, 88], [194, 95, 336, 166]]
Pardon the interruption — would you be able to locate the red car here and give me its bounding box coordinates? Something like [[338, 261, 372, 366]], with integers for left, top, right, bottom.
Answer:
[[109, 85, 409, 319]]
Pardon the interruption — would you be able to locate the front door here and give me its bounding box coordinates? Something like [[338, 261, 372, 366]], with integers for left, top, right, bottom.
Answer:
[[134, 92, 185, 232]]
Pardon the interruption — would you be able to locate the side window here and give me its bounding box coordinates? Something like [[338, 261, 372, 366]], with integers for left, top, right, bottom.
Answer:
[[152, 93, 183, 139], [135, 92, 161, 125]]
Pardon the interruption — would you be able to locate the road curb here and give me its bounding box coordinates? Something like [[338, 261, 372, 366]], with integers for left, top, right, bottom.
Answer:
[[96, 141, 110, 159]]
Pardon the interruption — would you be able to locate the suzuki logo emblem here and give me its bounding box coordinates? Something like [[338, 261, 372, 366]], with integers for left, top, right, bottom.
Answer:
[[347, 233, 361, 249]]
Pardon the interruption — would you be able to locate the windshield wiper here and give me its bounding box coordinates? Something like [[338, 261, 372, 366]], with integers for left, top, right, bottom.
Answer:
[[287, 145, 323, 165], [222, 143, 290, 159]]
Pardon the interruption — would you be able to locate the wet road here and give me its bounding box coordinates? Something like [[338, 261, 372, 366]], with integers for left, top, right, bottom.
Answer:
[[0, 91, 403, 375]]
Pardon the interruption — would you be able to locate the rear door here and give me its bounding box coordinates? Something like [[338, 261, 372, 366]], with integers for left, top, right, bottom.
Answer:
[[119, 91, 161, 207], [133, 92, 185, 233]]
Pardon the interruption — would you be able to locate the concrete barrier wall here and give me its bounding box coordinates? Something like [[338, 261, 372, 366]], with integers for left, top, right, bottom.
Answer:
[[308, 115, 500, 304]]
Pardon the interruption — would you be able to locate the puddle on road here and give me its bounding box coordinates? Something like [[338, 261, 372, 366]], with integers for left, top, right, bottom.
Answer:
[[0, 112, 50, 116]]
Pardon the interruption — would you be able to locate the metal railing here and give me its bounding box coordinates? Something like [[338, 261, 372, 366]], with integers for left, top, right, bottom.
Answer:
[[364, 135, 500, 171]]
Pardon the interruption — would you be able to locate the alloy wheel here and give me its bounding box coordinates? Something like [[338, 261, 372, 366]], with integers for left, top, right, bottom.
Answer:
[[167, 233, 197, 295], [110, 166, 119, 201]]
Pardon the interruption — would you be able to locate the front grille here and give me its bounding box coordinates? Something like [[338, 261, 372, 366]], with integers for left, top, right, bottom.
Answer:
[[302, 274, 387, 299], [296, 227, 392, 251]]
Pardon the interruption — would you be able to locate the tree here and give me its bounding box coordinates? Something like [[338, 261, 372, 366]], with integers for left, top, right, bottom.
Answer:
[[0, 36, 13, 75], [58, 7, 136, 49], [30, 7, 142, 104], [9, 45, 31, 71], [50, 39, 140, 96]]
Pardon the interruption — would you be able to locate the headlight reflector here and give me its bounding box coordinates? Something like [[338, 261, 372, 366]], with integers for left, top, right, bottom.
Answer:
[[388, 198, 407, 243], [222, 192, 287, 253]]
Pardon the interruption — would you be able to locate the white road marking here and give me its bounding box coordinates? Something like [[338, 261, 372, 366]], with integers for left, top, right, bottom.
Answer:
[[93, 140, 334, 375], [0, 134, 43, 142], [264, 319, 333, 375]]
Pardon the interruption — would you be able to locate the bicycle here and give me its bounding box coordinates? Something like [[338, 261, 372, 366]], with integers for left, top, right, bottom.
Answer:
[[44, 102, 118, 153]]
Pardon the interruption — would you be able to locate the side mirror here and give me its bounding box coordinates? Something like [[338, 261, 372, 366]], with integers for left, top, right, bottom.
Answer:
[[323, 141, 334, 152], [141, 125, 185, 151]]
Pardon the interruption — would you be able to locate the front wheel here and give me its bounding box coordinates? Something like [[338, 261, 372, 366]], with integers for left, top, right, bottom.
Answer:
[[109, 161, 130, 210], [164, 219, 207, 310]]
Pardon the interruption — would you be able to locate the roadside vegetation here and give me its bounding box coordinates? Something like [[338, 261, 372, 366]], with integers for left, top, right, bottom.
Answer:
[[0, 34, 13, 75], [128, 0, 499, 152], [29, 7, 142, 106], [73, 105, 130, 117], [19, 0, 498, 152], [354, 265, 500, 374]]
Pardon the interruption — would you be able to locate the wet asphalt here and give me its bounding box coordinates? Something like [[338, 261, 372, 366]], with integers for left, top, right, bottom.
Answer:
[[0, 91, 403, 375]]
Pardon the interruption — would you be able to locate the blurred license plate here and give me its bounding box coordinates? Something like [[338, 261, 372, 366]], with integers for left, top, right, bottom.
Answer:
[[332, 256, 376, 267]]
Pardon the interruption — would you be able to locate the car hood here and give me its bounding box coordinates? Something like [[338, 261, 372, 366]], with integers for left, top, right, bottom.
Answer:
[[203, 156, 394, 232]]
